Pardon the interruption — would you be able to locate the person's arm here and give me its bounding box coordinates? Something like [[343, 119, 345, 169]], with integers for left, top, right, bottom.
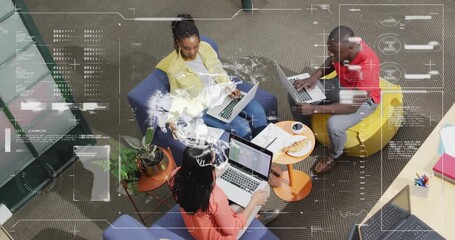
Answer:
[[237, 190, 268, 220], [314, 100, 363, 114], [229, 88, 241, 98], [211, 192, 247, 235], [312, 57, 335, 79], [200, 42, 238, 96], [164, 95, 183, 136], [294, 94, 367, 115], [212, 189, 268, 235], [295, 57, 335, 91], [165, 71, 182, 127], [164, 75, 204, 131]]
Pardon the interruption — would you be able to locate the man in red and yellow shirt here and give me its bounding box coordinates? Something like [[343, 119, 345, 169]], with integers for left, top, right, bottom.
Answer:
[[292, 26, 380, 174]]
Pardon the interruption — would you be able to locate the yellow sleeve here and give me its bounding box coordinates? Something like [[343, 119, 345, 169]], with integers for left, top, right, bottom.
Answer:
[[156, 51, 177, 73]]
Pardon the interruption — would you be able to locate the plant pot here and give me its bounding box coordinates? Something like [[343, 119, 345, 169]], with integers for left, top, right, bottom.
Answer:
[[141, 148, 168, 177]]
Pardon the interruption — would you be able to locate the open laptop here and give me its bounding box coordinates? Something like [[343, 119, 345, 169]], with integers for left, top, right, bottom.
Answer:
[[217, 134, 273, 208], [359, 185, 444, 240], [275, 61, 326, 103], [206, 83, 258, 123]]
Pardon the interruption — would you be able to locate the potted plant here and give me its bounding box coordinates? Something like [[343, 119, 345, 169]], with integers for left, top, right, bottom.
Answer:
[[109, 127, 168, 194], [110, 145, 141, 194], [122, 127, 168, 177]]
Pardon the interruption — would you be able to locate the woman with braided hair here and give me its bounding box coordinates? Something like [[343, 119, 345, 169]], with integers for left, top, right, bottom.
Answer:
[[157, 13, 268, 140]]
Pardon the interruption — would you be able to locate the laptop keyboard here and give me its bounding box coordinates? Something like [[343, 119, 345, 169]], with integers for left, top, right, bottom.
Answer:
[[389, 221, 431, 240], [362, 205, 409, 240], [221, 168, 260, 194], [289, 78, 312, 102], [218, 94, 244, 119]]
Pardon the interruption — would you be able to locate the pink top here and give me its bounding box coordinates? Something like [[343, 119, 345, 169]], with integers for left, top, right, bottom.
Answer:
[[170, 168, 247, 239]]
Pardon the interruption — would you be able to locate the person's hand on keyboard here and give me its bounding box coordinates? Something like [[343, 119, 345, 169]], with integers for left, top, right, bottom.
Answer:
[[215, 164, 227, 178], [229, 89, 241, 98], [250, 189, 269, 206], [294, 75, 318, 92]]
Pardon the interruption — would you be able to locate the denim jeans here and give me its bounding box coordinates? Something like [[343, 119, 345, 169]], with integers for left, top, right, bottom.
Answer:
[[202, 99, 267, 140]]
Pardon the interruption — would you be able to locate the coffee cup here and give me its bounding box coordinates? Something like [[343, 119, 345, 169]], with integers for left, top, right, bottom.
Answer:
[[291, 122, 304, 134]]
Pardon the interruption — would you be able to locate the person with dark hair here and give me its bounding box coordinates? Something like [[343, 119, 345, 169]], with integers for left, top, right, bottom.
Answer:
[[291, 26, 381, 174], [170, 144, 270, 239], [156, 14, 268, 140]]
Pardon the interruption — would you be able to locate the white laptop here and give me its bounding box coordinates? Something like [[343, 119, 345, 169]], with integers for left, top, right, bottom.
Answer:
[[217, 134, 272, 208], [275, 61, 326, 103], [206, 83, 258, 123]]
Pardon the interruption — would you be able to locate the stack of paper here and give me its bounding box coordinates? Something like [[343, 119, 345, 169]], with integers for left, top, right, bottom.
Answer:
[[440, 125, 455, 157]]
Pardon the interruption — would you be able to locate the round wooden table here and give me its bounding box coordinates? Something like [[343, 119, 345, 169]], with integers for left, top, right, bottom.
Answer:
[[273, 121, 315, 202]]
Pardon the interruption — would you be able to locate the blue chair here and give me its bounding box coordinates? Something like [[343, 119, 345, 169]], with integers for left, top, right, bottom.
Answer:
[[127, 36, 278, 165], [103, 204, 279, 240]]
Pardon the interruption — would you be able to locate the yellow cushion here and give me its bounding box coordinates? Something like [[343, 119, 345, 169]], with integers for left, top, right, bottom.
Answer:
[[311, 75, 403, 157]]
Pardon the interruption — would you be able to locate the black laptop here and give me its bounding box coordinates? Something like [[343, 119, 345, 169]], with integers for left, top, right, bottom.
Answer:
[[359, 185, 445, 240]]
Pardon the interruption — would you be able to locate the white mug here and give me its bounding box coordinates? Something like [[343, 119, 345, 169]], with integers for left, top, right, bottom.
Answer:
[[291, 122, 304, 134]]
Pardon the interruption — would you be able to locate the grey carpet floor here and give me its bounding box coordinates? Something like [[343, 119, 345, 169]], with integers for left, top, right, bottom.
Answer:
[[3, 0, 455, 239]]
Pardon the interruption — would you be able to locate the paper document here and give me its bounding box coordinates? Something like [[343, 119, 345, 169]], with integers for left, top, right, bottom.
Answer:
[[440, 126, 455, 157], [207, 126, 225, 140], [252, 123, 293, 158], [438, 124, 453, 155], [179, 121, 225, 141]]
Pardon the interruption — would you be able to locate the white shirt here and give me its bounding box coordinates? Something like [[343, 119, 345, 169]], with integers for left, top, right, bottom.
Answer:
[[185, 54, 212, 88]]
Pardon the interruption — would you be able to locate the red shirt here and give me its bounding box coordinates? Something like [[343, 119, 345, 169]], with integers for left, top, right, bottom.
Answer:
[[170, 168, 246, 240], [333, 41, 381, 103]]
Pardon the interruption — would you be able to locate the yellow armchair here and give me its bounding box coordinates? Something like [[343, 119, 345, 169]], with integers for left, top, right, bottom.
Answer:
[[311, 73, 403, 157]]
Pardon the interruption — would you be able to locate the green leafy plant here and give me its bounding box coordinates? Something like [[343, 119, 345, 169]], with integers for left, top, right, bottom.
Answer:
[[123, 127, 160, 164], [111, 146, 140, 181], [109, 127, 162, 194]]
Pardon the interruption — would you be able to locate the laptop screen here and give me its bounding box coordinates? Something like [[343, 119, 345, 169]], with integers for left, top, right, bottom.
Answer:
[[228, 134, 273, 180], [359, 185, 411, 239], [275, 61, 295, 94]]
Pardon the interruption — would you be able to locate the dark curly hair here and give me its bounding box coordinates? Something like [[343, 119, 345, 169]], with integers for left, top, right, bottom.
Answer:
[[171, 144, 215, 213], [171, 14, 200, 52]]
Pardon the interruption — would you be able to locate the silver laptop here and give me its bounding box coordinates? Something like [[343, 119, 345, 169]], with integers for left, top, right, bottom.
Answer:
[[275, 61, 326, 103], [359, 185, 444, 240], [206, 83, 258, 123], [217, 134, 272, 208]]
